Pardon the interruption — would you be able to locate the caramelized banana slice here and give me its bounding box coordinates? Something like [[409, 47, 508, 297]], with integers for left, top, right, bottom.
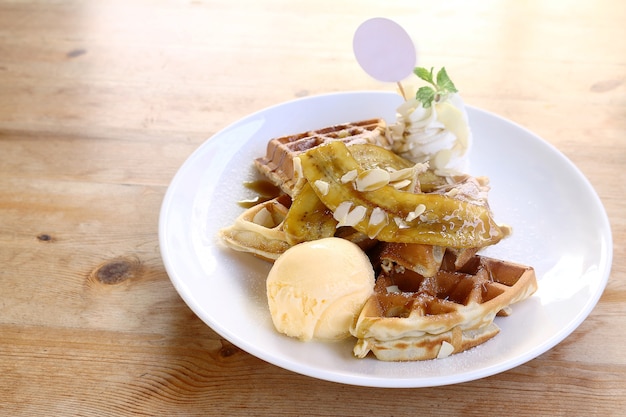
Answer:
[[349, 144, 448, 192], [298, 141, 505, 248], [283, 181, 337, 245], [348, 144, 413, 170]]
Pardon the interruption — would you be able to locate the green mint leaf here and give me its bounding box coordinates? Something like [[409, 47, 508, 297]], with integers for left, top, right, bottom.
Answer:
[[414, 67, 434, 85], [416, 86, 436, 108], [413, 66, 459, 107], [436, 67, 458, 94]]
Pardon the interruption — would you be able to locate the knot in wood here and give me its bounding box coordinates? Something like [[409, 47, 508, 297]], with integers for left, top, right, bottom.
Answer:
[[219, 342, 239, 358], [37, 233, 53, 242], [94, 258, 136, 285]]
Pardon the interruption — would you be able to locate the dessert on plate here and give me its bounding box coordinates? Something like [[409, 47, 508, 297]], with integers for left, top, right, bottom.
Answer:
[[218, 67, 537, 361]]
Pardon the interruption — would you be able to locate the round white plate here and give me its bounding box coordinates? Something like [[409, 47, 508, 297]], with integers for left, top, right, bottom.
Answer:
[[159, 91, 612, 388]]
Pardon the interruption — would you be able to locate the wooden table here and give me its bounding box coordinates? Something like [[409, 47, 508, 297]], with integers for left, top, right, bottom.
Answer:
[[1, 1, 624, 415]]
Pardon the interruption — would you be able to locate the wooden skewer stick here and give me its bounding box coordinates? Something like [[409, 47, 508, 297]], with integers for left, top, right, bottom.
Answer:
[[397, 82, 407, 100]]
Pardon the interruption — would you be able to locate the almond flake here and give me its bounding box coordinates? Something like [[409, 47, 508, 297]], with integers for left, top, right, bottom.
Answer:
[[293, 157, 303, 179], [369, 207, 387, 226], [392, 179, 412, 190], [394, 216, 410, 229], [366, 207, 388, 238], [314, 179, 330, 196], [341, 169, 358, 183], [386, 285, 401, 294], [388, 167, 414, 182], [406, 204, 426, 222], [252, 207, 274, 228], [333, 201, 353, 225], [436, 341, 455, 359], [355, 168, 390, 192], [343, 205, 367, 227]]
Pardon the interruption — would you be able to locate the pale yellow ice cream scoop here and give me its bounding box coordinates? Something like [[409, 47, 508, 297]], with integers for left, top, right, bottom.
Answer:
[[266, 237, 375, 342]]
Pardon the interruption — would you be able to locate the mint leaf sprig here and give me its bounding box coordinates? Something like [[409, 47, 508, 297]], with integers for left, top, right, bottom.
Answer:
[[414, 67, 458, 108]]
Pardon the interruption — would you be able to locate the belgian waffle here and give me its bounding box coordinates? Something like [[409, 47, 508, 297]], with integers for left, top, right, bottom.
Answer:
[[254, 118, 389, 196], [351, 250, 537, 361], [370, 242, 446, 278]]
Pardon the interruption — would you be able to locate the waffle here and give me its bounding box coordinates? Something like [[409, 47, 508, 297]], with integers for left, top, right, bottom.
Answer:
[[370, 242, 446, 278], [254, 118, 389, 196], [219, 195, 291, 262], [351, 251, 537, 361]]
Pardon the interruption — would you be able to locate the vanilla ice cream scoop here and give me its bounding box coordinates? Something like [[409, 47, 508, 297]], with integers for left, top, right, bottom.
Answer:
[[266, 237, 375, 342]]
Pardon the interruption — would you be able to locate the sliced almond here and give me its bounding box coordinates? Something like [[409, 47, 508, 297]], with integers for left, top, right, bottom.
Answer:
[[355, 168, 390, 192], [292, 156, 303, 179], [314, 179, 330, 196], [341, 169, 358, 183], [392, 179, 412, 190], [252, 207, 274, 228], [366, 207, 388, 238], [369, 207, 387, 226], [405, 204, 426, 222], [333, 201, 353, 225], [393, 216, 410, 229], [343, 205, 367, 227], [436, 341, 455, 359], [388, 166, 414, 182], [386, 285, 401, 294]]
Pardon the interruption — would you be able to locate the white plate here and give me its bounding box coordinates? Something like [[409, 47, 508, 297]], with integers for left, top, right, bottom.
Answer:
[[159, 91, 612, 388]]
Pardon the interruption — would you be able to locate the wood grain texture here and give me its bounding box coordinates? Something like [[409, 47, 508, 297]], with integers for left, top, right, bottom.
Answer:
[[1, 0, 625, 415]]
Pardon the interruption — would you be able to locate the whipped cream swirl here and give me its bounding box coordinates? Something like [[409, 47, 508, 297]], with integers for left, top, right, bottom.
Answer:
[[388, 93, 472, 176]]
